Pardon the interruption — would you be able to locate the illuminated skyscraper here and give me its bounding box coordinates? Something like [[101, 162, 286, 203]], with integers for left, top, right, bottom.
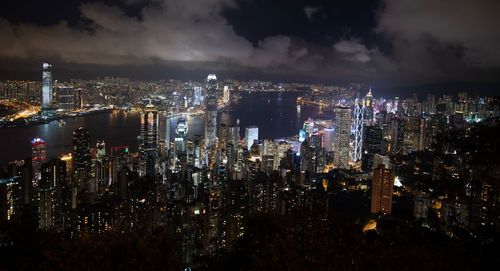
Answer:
[[365, 89, 374, 123], [389, 117, 405, 154], [333, 106, 351, 169], [350, 99, 365, 163], [39, 158, 66, 230], [223, 85, 230, 104], [371, 163, 394, 214], [42, 62, 53, 109], [205, 74, 218, 148], [140, 104, 159, 177], [403, 116, 426, 154], [175, 118, 188, 154], [165, 117, 172, 150], [362, 126, 383, 171], [322, 128, 335, 152], [73, 127, 91, 190], [193, 86, 202, 106], [365, 88, 373, 108], [228, 123, 240, 148], [31, 138, 46, 185], [245, 126, 259, 151]]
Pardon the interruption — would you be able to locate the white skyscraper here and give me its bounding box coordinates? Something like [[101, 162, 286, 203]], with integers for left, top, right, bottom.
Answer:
[[193, 86, 202, 106], [322, 128, 335, 152], [204, 74, 218, 148], [42, 62, 53, 108], [223, 85, 230, 104], [245, 126, 259, 151]]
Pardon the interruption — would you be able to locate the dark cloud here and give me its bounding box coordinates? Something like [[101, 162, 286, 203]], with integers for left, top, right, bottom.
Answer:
[[0, 0, 498, 89], [304, 6, 321, 22]]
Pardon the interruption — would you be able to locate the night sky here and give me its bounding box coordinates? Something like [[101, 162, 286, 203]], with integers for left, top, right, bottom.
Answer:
[[1, 0, 499, 91]]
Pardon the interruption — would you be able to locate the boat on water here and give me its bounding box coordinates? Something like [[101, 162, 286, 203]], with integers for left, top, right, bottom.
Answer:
[[58, 119, 66, 127]]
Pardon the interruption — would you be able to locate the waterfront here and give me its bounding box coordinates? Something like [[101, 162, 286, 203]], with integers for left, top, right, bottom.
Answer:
[[0, 92, 333, 166]]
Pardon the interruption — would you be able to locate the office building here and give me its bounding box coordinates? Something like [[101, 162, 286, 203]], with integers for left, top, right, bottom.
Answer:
[[193, 86, 202, 106], [31, 138, 46, 186], [362, 126, 383, 172], [322, 128, 334, 152], [205, 74, 218, 148], [139, 104, 159, 177], [371, 163, 394, 214], [73, 127, 91, 190], [245, 126, 259, 151], [333, 106, 351, 169], [350, 99, 365, 162], [42, 62, 53, 109]]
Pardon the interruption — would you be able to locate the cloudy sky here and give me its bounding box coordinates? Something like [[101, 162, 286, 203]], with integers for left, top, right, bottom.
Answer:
[[0, 0, 499, 90]]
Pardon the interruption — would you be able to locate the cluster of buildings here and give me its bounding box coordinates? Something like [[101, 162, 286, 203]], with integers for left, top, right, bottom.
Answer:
[[297, 87, 500, 239], [1, 62, 500, 265]]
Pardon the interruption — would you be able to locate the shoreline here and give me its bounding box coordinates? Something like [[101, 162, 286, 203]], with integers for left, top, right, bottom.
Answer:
[[0, 108, 113, 129]]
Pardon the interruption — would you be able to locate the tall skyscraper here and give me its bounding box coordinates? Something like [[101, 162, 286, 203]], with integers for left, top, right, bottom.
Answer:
[[333, 106, 351, 169], [31, 138, 46, 186], [175, 118, 188, 155], [362, 126, 383, 172], [42, 62, 53, 109], [389, 117, 405, 154], [403, 116, 426, 154], [371, 163, 394, 214], [350, 99, 365, 162], [193, 86, 202, 106], [365, 89, 374, 123], [245, 126, 259, 151], [38, 158, 66, 230], [223, 85, 230, 104], [165, 117, 172, 150], [228, 123, 240, 148], [73, 127, 91, 190], [140, 104, 159, 177], [205, 74, 218, 148], [365, 89, 373, 108], [322, 128, 335, 152]]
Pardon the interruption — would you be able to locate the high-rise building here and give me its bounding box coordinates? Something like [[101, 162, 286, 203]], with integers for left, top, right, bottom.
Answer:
[[175, 118, 188, 155], [389, 117, 405, 154], [350, 99, 365, 163], [73, 127, 91, 190], [193, 86, 202, 106], [39, 158, 66, 230], [165, 117, 172, 150], [140, 104, 159, 177], [371, 163, 394, 214], [228, 124, 240, 148], [42, 62, 53, 109], [333, 106, 351, 169], [205, 74, 218, 148], [31, 138, 46, 186], [365, 89, 374, 123], [245, 126, 259, 151], [223, 85, 230, 104], [362, 126, 383, 172], [403, 116, 426, 154], [321, 128, 334, 152]]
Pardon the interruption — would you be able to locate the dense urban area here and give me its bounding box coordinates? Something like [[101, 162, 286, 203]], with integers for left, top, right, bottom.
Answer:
[[1, 63, 499, 270]]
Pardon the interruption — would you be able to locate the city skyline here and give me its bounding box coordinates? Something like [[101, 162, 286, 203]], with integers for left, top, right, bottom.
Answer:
[[0, 0, 500, 93], [1, 2, 499, 270]]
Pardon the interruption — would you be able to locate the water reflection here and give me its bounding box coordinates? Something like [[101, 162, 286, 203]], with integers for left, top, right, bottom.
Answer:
[[0, 92, 333, 166]]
